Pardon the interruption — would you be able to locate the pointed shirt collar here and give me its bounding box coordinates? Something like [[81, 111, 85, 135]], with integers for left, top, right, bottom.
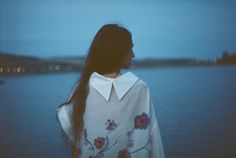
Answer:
[[89, 71, 139, 101]]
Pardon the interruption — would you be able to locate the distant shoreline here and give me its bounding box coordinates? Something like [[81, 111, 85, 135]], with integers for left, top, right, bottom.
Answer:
[[0, 52, 235, 76]]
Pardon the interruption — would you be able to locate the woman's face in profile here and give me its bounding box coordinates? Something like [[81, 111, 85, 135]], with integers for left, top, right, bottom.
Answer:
[[121, 43, 135, 69]]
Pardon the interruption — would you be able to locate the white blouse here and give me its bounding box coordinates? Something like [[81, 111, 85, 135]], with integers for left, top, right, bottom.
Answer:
[[56, 71, 165, 158]]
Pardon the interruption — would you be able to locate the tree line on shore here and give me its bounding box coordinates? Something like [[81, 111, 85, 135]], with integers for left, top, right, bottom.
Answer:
[[0, 51, 235, 76]]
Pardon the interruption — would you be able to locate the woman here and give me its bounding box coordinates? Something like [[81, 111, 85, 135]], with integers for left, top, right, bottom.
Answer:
[[56, 23, 165, 158]]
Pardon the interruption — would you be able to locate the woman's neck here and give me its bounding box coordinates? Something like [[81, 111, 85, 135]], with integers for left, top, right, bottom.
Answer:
[[102, 70, 121, 78]]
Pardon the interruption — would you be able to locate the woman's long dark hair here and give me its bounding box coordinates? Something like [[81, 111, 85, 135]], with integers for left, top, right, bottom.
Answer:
[[63, 23, 133, 158]]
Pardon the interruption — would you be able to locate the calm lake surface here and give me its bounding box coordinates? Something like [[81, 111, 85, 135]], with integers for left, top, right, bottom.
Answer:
[[0, 65, 236, 158]]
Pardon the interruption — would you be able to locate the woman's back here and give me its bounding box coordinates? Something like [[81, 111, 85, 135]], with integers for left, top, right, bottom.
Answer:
[[56, 71, 165, 158]]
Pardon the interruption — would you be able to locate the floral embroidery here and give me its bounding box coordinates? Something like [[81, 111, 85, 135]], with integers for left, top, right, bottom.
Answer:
[[84, 112, 151, 158], [127, 131, 132, 137], [84, 128, 88, 145], [134, 112, 150, 129], [105, 119, 117, 130], [117, 149, 129, 158], [83, 119, 121, 158], [121, 112, 151, 157], [127, 139, 134, 148], [94, 137, 106, 149]]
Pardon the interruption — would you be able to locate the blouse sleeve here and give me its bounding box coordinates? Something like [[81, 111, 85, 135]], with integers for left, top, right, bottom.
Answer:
[[149, 99, 165, 158], [56, 102, 75, 143], [55, 83, 79, 147]]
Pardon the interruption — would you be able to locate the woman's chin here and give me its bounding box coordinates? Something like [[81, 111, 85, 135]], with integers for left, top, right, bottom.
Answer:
[[129, 61, 135, 68], [121, 61, 134, 69]]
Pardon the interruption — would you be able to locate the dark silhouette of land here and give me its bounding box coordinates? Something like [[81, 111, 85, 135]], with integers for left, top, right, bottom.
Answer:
[[216, 51, 236, 65], [0, 51, 235, 76]]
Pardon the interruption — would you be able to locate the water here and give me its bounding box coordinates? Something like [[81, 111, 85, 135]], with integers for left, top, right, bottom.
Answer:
[[0, 66, 236, 158]]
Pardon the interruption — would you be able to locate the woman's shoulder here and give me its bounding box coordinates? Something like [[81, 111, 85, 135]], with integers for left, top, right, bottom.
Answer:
[[136, 79, 148, 87], [131, 78, 150, 95], [133, 77, 150, 93]]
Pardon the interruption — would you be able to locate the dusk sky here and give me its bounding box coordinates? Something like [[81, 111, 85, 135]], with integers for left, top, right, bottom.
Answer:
[[0, 0, 236, 60]]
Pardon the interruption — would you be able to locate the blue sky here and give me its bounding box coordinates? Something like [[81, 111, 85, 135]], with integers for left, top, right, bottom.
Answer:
[[0, 0, 236, 60]]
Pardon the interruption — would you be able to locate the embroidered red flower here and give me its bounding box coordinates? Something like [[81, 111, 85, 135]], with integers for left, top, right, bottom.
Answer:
[[116, 149, 129, 158], [134, 112, 150, 129], [94, 136, 106, 149]]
